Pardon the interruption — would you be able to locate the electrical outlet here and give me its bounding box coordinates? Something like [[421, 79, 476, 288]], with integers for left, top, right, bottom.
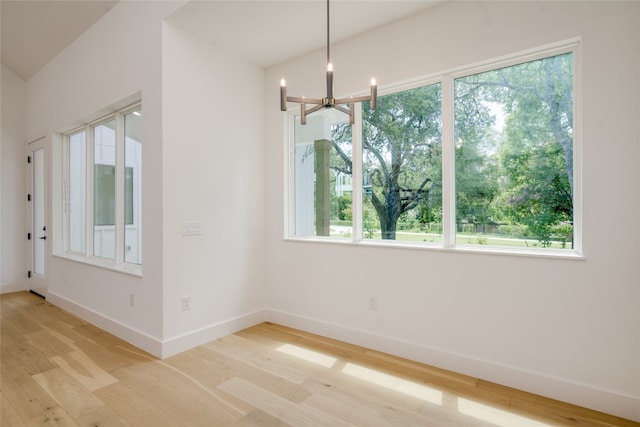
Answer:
[[129, 293, 135, 307], [369, 296, 378, 311], [181, 296, 191, 311]]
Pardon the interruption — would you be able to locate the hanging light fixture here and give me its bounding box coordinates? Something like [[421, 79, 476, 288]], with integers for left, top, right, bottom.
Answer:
[[280, 0, 377, 125]]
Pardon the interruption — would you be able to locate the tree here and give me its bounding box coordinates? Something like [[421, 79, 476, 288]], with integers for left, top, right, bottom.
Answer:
[[454, 83, 501, 228], [328, 52, 574, 246], [456, 52, 574, 245], [332, 84, 443, 239]]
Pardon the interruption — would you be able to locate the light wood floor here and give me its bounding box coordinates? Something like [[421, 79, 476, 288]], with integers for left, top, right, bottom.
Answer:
[[1, 292, 637, 426]]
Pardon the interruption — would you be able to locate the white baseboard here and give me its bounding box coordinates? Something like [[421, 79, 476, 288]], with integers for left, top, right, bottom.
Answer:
[[47, 291, 164, 358], [1, 282, 28, 294], [46, 291, 267, 360], [161, 310, 266, 358], [265, 308, 640, 423], [32, 294, 639, 422]]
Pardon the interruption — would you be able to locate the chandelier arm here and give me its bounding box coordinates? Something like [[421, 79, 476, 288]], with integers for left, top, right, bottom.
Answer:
[[279, 0, 376, 124], [335, 95, 371, 105], [333, 105, 351, 115], [304, 104, 326, 116], [287, 96, 323, 105]]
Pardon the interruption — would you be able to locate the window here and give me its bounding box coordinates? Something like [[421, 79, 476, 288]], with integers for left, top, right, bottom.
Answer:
[[64, 103, 142, 266], [292, 110, 353, 238], [454, 52, 574, 249], [287, 43, 579, 255]]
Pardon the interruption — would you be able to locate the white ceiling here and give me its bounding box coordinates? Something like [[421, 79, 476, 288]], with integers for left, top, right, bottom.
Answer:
[[1, 0, 119, 80], [168, 0, 441, 68], [1, 0, 440, 81]]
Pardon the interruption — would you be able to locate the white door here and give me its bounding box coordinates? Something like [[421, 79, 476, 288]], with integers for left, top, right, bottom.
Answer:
[[28, 138, 47, 297]]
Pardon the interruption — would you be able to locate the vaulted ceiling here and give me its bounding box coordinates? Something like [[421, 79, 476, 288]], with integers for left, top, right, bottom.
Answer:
[[1, 0, 440, 81], [1, 0, 118, 80]]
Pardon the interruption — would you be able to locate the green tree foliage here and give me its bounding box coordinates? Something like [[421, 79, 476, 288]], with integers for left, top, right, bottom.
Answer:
[[456, 52, 573, 246], [363, 85, 443, 239], [328, 52, 573, 247], [332, 84, 443, 239]]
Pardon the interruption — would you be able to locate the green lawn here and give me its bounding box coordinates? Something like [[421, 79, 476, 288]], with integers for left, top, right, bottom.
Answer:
[[332, 228, 570, 249]]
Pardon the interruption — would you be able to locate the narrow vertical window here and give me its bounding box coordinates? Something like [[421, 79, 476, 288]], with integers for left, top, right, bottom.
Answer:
[[63, 101, 143, 270], [68, 130, 86, 253], [93, 119, 117, 259], [293, 110, 352, 238], [360, 84, 442, 242], [124, 109, 142, 264]]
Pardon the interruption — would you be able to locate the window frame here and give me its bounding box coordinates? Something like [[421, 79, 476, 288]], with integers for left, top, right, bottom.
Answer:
[[284, 40, 582, 259], [60, 102, 143, 274]]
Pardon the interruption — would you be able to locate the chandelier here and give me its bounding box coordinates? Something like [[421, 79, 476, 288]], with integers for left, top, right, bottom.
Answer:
[[279, 0, 377, 125]]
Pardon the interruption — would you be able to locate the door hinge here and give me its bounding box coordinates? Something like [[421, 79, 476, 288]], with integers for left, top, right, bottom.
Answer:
[[28, 270, 32, 278], [27, 155, 31, 164], [27, 232, 31, 240], [27, 193, 31, 202]]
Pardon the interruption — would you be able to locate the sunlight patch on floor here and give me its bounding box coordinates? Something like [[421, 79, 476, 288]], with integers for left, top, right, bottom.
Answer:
[[342, 362, 443, 405], [276, 344, 338, 368], [458, 398, 553, 427]]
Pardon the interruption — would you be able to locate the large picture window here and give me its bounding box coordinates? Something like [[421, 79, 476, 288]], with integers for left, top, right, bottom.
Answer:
[[287, 43, 579, 255], [64, 103, 142, 265]]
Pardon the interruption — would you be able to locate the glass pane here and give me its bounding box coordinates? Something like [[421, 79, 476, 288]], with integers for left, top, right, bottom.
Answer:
[[293, 109, 353, 238], [362, 84, 443, 242], [454, 52, 573, 249], [33, 148, 45, 276], [94, 119, 116, 259], [124, 109, 142, 264], [69, 131, 86, 253]]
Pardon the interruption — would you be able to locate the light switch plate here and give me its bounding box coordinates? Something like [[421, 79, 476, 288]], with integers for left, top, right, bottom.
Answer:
[[182, 222, 203, 236]]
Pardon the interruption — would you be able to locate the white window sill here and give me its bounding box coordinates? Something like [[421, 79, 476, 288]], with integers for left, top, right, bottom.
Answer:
[[283, 237, 584, 260], [53, 252, 143, 277]]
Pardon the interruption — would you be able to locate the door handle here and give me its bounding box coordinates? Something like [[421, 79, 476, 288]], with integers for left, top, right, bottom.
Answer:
[[39, 236, 46, 240]]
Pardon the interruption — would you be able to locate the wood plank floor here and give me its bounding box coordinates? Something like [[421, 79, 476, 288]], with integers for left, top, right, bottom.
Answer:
[[1, 291, 637, 426]]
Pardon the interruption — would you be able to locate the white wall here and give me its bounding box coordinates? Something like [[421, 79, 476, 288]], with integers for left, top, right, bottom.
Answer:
[[25, 1, 184, 355], [161, 20, 266, 357], [1, 65, 27, 293], [264, 1, 640, 421]]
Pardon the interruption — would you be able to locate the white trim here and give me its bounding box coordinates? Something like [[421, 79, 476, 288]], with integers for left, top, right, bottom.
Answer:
[[441, 75, 455, 248], [61, 101, 143, 270], [284, 39, 582, 258], [283, 109, 295, 238], [571, 42, 583, 257], [265, 308, 639, 422], [52, 252, 142, 277], [448, 38, 580, 80], [351, 102, 363, 241], [0, 282, 28, 294], [114, 113, 125, 262], [40, 291, 267, 360], [46, 290, 162, 357], [161, 310, 267, 359]]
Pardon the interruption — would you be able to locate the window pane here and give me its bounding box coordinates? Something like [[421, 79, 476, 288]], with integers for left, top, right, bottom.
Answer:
[[94, 120, 116, 259], [362, 84, 443, 242], [293, 109, 353, 238], [454, 53, 573, 249], [124, 109, 142, 264], [69, 131, 86, 253]]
